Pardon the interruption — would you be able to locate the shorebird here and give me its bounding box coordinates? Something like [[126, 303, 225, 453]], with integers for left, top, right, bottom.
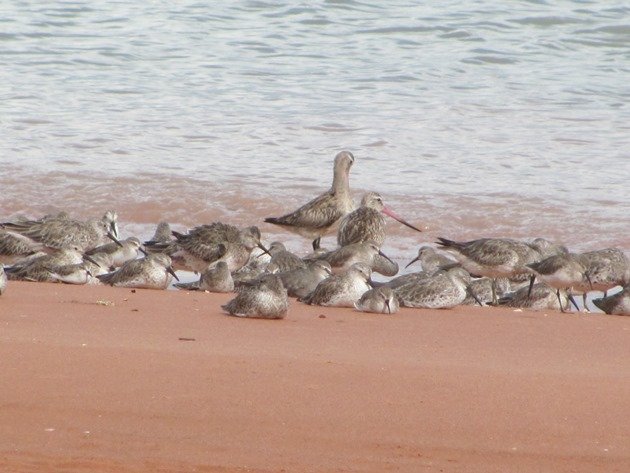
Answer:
[[496, 282, 569, 311], [592, 285, 630, 316], [5, 248, 97, 282], [306, 242, 397, 275], [174, 261, 234, 293], [47, 262, 94, 285], [301, 262, 372, 308], [147, 223, 269, 273], [574, 248, 629, 309], [222, 274, 289, 319], [394, 267, 475, 309], [526, 253, 591, 312], [461, 277, 510, 306], [337, 191, 422, 248], [436, 237, 545, 304], [406, 246, 457, 273], [355, 286, 399, 314], [86, 237, 145, 267], [146, 221, 173, 244], [96, 253, 178, 289], [277, 260, 333, 299], [0, 264, 6, 295], [0, 231, 43, 264], [266, 241, 306, 273], [378, 270, 433, 290], [265, 151, 355, 250], [1, 211, 119, 252]]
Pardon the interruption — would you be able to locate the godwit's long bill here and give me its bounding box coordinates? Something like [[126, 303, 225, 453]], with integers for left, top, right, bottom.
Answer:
[[381, 204, 423, 234]]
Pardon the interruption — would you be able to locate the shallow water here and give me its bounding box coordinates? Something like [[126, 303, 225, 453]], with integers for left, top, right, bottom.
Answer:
[[1, 0, 629, 259]]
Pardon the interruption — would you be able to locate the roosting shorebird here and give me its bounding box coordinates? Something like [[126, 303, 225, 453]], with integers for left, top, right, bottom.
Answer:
[[222, 274, 289, 319], [265, 151, 355, 250], [1, 211, 119, 252], [592, 284, 630, 316], [354, 286, 399, 314], [97, 253, 179, 290]]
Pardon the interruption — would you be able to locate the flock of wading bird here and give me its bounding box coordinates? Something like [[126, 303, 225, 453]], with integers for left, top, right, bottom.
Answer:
[[1, 151, 629, 318]]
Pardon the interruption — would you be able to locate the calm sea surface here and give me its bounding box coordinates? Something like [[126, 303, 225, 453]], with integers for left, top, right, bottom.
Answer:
[[1, 1, 629, 258]]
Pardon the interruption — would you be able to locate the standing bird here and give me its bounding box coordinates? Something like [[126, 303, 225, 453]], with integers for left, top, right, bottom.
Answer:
[[337, 191, 422, 248], [222, 274, 289, 319], [301, 262, 372, 308], [462, 277, 511, 306], [265, 151, 355, 250], [0, 264, 7, 295], [592, 285, 630, 316], [526, 253, 591, 313], [496, 282, 569, 311], [355, 286, 399, 314], [436, 237, 543, 304], [96, 254, 179, 289]]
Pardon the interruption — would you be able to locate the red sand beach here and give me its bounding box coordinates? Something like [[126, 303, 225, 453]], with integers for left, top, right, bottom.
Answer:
[[1, 281, 629, 472]]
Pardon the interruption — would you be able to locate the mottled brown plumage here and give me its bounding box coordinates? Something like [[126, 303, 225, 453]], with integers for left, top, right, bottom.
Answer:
[[96, 254, 178, 289], [222, 274, 289, 319], [354, 286, 399, 314], [265, 151, 355, 250], [1, 211, 118, 252], [338, 191, 422, 248], [301, 263, 371, 308], [174, 261, 234, 293], [592, 285, 630, 315]]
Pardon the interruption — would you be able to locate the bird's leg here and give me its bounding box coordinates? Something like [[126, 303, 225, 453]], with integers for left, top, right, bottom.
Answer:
[[567, 289, 580, 312], [557, 289, 565, 313], [527, 274, 536, 297], [312, 237, 321, 251], [491, 278, 498, 305]]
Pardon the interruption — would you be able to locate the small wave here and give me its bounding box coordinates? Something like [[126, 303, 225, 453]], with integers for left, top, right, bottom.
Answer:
[[462, 55, 518, 65]]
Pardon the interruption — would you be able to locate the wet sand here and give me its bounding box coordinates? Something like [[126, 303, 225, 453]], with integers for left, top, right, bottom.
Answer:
[[1, 281, 629, 472]]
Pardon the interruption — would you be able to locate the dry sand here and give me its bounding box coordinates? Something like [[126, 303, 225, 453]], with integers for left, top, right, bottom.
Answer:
[[1, 280, 629, 472]]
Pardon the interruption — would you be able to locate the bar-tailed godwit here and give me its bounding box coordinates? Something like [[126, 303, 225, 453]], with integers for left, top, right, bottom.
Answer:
[[265, 151, 355, 250], [337, 191, 422, 247]]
